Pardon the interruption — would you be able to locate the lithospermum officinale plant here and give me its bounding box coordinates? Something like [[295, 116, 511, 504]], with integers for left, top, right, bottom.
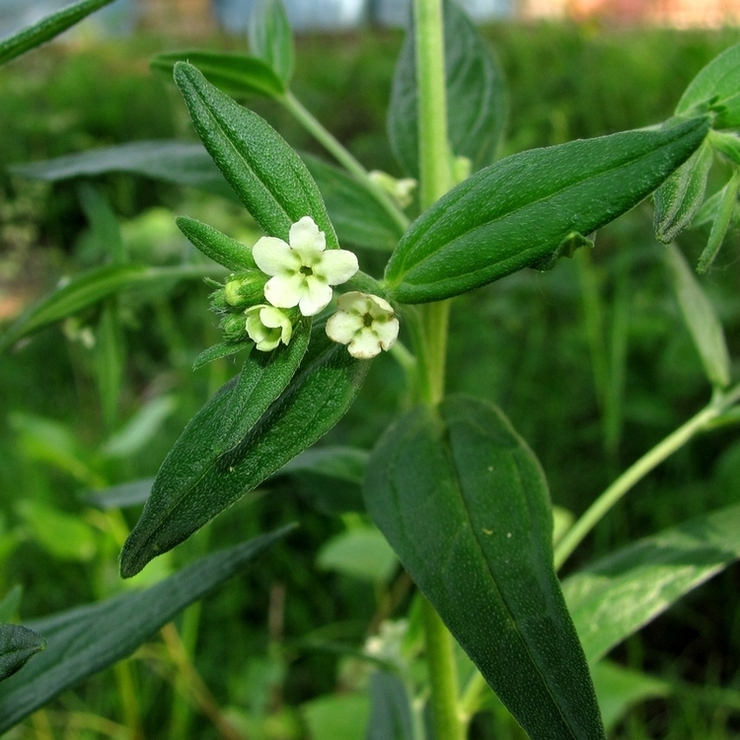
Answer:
[[2, 0, 740, 737]]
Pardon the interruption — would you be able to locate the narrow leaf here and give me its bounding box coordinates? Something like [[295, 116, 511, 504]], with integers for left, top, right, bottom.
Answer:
[[96, 301, 125, 429], [0, 625, 45, 682], [365, 672, 415, 740], [192, 340, 252, 370], [697, 169, 740, 273], [665, 243, 730, 389], [176, 216, 256, 271], [654, 140, 713, 243], [0, 0, 115, 67], [388, 0, 507, 177], [248, 0, 295, 85], [0, 527, 291, 731], [84, 479, 154, 510], [385, 118, 709, 304], [676, 42, 740, 129], [151, 50, 285, 99], [121, 330, 369, 577], [365, 395, 605, 740], [174, 62, 337, 247], [563, 502, 740, 664]]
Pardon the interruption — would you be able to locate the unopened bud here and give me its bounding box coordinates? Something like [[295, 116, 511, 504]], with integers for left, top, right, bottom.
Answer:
[[219, 312, 248, 343], [224, 271, 268, 308]]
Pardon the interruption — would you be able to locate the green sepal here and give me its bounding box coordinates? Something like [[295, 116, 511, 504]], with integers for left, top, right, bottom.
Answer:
[[248, 0, 295, 85], [0, 625, 46, 682], [384, 117, 709, 304], [173, 62, 338, 248], [176, 216, 256, 271], [364, 395, 605, 740], [697, 168, 740, 273], [192, 340, 253, 370]]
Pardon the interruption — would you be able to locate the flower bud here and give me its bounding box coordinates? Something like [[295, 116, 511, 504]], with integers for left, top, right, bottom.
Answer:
[[224, 271, 268, 309], [219, 313, 248, 343]]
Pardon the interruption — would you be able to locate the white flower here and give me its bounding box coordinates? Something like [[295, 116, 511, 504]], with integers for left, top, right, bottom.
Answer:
[[326, 292, 399, 359], [252, 216, 358, 317], [245, 304, 293, 352]]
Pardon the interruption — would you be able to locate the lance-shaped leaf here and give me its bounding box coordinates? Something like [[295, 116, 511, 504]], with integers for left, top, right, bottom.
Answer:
[[697, 168, 740, 273], [366, 671, 415, 740], [654, 140, 713, 243], [152, 50, 285, 99], [0, 625, 45, 682], [384, 117, 709, 304], [84, 478, 154, 510], [248, 0, 294, 85], [364, 396, 605, 740], [174, 62, 337, 248], [177, 216, 256, 271], [121, 331, 369, 577], [0, 527, 291, 732], [665, 243, 730, 389], [0, 0, 115, 66], [563, 502, 740, 664], [676, 42, 740, 129], [388, 0, 507, 177]]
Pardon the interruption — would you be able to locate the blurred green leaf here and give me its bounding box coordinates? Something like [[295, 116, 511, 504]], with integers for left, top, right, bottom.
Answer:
[[302, 693, 369, 740], [664, 243, 730, 389], [676, 42, 740, 129], [563, 502, 740, 664], [248, 0, 294, 85], [0, 0, 115, 66], [317, 526, 397, 583], [710, 130, 740, 166], [654, 140, 713, 243], [96, 301, 126, 430], [0, 527, 292, 732], [365, 672, 415, 740], [365, 395, 605, 740], [0, 625, 45, 683], [101, 395, 178, 458], [0, 588, 22, 625], [78, 183, 125, 264], [174, 62, 337, 247], [388, 0, 507, 177], [697, 168, 740, 273], [177, 216, 256, 271], [84, 479, 154, 510], [385, 118, 709, 304], [152, 50, 285, 99]]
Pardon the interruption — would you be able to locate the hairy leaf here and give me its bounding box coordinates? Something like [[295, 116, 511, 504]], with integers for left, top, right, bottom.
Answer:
[[0, 625, 45, 683]]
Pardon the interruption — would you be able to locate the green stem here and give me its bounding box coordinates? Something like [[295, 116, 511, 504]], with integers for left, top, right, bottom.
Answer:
[[280, 91, 409, 233], [554, 383, 740, 570]]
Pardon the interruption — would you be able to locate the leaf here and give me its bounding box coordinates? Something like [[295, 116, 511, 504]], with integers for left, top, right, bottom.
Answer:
[[654, 139, 713, 243], [302, 693, 370, 740], [0, 625, 45, 683], [101, 395, 178, 458], [96, 301, 126, 430], [0, 587, 23, 624], [84, 479, 154, 510], [384, 117, 709, 304], [388, 0, 507, 177], [697, 169, 740, 273], [664, 243, 730, 389], [0, 527, 291, 732], [365, 672, 415, 740], [248, 0, 295, 85], [302, 154, 403, 251], [676, 42, 740, 129], [12, 141, 235, 200], [364, 395, 605, 740], [0, 0, 115, 67], [120, 329, 369, 577], [192, 340, 253, 370], [176, 216, 256, 271], [151, 50, 285, 99], [317, 526, 398, 583], [174, 62, 337, 247], [563, 502, 740, 664]]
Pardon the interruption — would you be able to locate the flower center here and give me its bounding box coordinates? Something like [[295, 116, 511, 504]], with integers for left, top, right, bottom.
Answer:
[[300, 265, 314, 277], [363, 312, 374, 328]]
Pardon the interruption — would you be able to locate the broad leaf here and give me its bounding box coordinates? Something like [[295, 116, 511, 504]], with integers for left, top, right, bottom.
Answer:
[[174, 62, 337, 247], [665, 243, 730, 389], [152, 50, 285, 99], [0, 0, 115, 66], [0, 625, 45, 682], [384, 117, 709, 304], [563, 502, 740, 664], [121, 330, 369, 577], [654, 140, 713, 243], [388, 0, 506, 177], [676, 42, 740, 129], [365, 672, 415, 740], [365, 395, 605, 740], [248, 0, 294, 85], [0, 527, 291, 732]]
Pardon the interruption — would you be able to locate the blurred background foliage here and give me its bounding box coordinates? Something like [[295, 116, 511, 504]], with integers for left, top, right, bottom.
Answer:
[[1, 20, 740, 739]]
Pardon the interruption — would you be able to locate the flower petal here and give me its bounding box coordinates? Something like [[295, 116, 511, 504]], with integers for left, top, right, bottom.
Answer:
[[253, 236, 299, 276], [319, 249, 359, 285], [289, 216, 325, 261], [326, 311, 364, 344], [348, 328, 383, 359], [264, 274, 305, 309], [374, 317, 400, 349], [298, 279, 333, 316]]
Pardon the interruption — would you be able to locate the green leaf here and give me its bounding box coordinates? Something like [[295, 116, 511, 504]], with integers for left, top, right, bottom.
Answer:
[[697, 168, 740, 273], [710, 130, 740, 166], [121, 329, 369, 577], [676, 42, 740, 129], [302, 154, 403, 251], [302, 693, 370, 740], [563, 502, 740, 664], [364, 395, 605, 740], [317, 526, 398, 583], [0, 0, 115, 67], [12, 141, 235, 200], [176, 216, 256, 271], [654, 140, 713, 243], [101, 395, 178, 459], [366, 672, 415, 740], [248, 0, 294, 85], [664, 243, 730, 389], [96, 301, 126, 430], [388, 0, 507, 177], [174, 62, 337, 247], [78, 183, 125, 264], [385, 118, 709, 304], [84, 479, 154, 510], [0, 587, 23, 624], [0, 527, 291, 731], [192, 340, 253, 370], [0, 625, 45, 683], [151, 50, 285, 99]]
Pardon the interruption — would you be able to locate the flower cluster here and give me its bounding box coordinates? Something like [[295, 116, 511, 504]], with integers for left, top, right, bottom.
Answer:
[[211, 216, 398, 359]]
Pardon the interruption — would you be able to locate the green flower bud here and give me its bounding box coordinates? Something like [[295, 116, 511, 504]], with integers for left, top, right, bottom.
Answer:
[[209, 287, 229, 311], [224, 271, 268, 308], [219, 312, 248, 343]]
